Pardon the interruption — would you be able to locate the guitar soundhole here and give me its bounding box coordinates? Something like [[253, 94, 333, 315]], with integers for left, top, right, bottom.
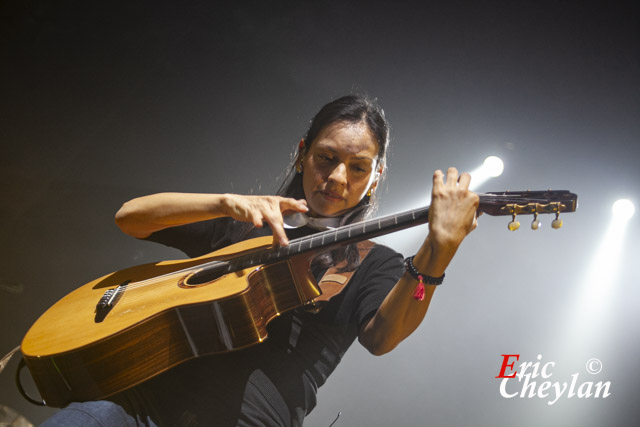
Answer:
[[180, 265, 229, 288]]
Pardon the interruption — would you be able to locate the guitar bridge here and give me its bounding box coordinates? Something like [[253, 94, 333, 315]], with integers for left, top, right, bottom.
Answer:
[[95, 281, 129, 322]]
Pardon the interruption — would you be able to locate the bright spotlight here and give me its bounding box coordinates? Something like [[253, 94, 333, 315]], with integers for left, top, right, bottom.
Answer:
[[557, 196, 633, 359], [468, 155, 504, 191], [483, 156, 504, 177], [612, 199, 634, 220]]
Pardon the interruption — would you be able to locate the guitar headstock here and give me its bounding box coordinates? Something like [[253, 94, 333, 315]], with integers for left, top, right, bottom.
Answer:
[[478, 190, 578, 230]]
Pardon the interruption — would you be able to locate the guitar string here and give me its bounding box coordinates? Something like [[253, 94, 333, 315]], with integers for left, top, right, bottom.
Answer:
[[108, 194, 567, 300], [114, 196, 524, 301], [106, 214, 390, 302], [114, 223, 351, 299]]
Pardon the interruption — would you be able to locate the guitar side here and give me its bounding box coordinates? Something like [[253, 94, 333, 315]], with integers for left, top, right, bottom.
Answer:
[[20, 236, 321, 407]]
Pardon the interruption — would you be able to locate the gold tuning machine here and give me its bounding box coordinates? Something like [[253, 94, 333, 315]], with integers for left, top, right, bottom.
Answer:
[[551, 212, 563, 229], [500, 201, 567, 231], [531, 212, 541, 230], [508, 213, 520, 231]]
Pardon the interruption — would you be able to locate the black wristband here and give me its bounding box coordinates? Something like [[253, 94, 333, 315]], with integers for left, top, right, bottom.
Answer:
[[404, 256, 445, 285]]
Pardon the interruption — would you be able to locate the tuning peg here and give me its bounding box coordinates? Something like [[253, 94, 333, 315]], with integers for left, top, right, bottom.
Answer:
[[551, 212, 563, 229], [508, 213, 520, 231], [531, 213, 541, 230]]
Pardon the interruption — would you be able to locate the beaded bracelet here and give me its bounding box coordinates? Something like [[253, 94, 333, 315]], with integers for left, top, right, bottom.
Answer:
[[404, 256, 445, 301]]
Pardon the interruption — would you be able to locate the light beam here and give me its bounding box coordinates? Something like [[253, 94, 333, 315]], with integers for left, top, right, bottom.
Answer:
[[468, 156, 504, 191], [558, 198, 634, 354]]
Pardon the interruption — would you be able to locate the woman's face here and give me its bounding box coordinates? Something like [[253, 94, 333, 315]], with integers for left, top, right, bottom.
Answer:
[[302, 121, 380, 218]]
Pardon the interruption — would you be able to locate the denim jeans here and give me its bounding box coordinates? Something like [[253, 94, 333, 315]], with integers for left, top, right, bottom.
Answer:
[[38, 367, 299, 426], [40, 401, 157, 427]]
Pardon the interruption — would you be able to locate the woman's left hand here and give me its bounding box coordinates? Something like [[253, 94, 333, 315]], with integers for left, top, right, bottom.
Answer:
[[426, 167, 479, 253]]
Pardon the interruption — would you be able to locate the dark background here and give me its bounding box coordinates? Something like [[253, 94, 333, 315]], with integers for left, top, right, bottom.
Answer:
[[1, 1, 638, 425]]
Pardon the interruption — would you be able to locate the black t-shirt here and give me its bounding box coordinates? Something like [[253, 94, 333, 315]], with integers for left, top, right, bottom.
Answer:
[[135, 218, 404, 426]]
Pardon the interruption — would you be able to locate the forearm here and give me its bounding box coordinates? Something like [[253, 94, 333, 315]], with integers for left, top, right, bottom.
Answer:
[[359, 168, 478, 355], [115, 192, 309, 245], [115, 192, 230, 238], [359, 235, 459, 355]]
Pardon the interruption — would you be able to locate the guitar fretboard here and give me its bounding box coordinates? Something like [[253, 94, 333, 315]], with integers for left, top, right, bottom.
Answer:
[[190, 206, 431, 283], [234, 206, 431, 269], [189, 190, 577, 283]]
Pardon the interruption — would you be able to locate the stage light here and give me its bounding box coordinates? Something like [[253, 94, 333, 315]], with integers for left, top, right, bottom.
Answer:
[[612, 199, 634, 220], [557, 198, 634, 358], [468, 155, 504, 191], [483, 156, 504, 177]]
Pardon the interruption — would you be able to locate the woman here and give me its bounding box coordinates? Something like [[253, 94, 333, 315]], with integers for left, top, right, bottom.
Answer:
[[42, 95, 478, 426]]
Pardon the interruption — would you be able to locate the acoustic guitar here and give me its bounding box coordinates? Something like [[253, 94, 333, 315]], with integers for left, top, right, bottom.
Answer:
[[19, 190, 577, 407]]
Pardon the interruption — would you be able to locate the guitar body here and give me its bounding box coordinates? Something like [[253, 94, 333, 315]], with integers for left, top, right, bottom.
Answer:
[[20, 236, 321, 407]]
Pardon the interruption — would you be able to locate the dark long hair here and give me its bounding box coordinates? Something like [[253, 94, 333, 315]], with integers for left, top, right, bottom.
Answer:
[[277, 94, 390, 271], [233, 95, 390, 271]]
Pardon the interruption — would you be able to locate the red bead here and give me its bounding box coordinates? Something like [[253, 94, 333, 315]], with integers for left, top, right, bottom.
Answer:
[[413, 276, 425, 301]]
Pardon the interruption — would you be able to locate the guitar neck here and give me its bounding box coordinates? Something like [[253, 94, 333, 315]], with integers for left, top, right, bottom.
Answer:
[[290, 206, 430, 254], [193, 189, 577, 280], [228, 207, 430, 271]]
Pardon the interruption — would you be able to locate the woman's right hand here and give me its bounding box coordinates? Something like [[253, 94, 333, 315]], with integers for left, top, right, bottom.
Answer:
[[116, 192, 307, 245], [220, 194, 308, 246]]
